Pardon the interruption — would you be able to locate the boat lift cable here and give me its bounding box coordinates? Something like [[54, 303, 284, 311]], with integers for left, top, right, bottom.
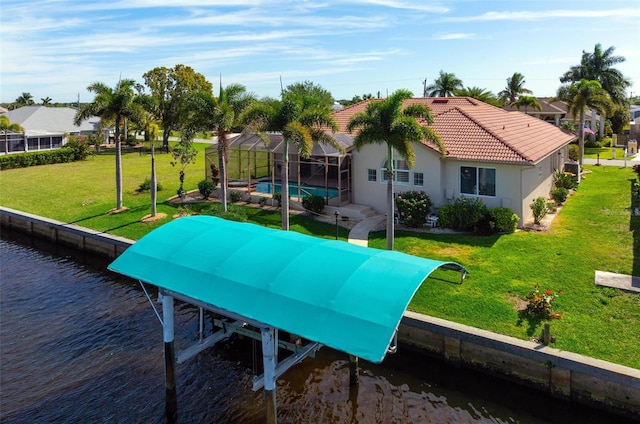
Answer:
[[139, 280, 163, 326]]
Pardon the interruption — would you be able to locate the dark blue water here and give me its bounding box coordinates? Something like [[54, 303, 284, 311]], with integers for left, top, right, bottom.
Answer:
[[0, 230, 632, 423]]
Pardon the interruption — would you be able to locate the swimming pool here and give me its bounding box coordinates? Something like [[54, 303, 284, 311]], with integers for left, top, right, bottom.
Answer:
[[256, 182, 339, 198]]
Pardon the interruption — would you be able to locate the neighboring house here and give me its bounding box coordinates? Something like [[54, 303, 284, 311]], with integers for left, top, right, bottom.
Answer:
[[1, 106, 99, 154], [503, 97, 596, 128], [333, 97, 576, 226]]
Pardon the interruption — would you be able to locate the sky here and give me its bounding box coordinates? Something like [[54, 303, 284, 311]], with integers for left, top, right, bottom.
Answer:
[[1, 0, 639, 104]]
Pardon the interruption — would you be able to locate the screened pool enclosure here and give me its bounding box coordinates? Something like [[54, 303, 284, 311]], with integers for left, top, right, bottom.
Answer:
[[205, 132, 354, 206]]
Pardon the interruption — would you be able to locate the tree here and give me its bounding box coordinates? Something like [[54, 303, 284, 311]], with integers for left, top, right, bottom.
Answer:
[[609, 105, 630, 135], [426, 71, 463, 97], [41, 97, 52, 105], [454, 86, 500, 106], [561, 44, 631, 138], [15, 92, 34, 107], [346, 89, 445, 250], [75, 79, 147, 211], [143, 65, 213, 151], [513, 95, 542, 113], [242, 82, 343, 230], [183, 82, 256, 211], [560, 44, 631, 106], [554, 80, 613, 179], [498, 72, 532, 105], [0, 115, 24, 153]]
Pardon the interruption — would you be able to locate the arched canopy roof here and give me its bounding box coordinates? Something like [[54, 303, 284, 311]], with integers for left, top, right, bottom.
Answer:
[[108, 216, 465, 363]]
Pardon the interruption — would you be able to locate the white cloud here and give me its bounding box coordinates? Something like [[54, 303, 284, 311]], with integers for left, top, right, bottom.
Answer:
[[444, 8, 640, 22], [434, 33, 476, 40]]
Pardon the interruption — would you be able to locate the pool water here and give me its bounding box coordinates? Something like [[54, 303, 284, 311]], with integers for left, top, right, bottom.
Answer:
[[256, 182, 339, 198]]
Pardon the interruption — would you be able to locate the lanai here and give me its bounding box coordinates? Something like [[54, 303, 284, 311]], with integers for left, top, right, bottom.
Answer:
[[108, 216, 466, 423], [204, 132, 354, 205]]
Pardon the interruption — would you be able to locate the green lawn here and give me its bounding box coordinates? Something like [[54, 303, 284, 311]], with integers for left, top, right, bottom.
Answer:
[[1, 151, 638, 368], [584, 147, 624, 159]]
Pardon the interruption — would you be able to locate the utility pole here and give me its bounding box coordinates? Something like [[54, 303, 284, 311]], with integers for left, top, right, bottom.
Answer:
[[423, 79, 428, 97]]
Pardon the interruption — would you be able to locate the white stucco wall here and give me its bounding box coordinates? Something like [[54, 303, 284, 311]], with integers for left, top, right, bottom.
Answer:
[[352, 141, 565, 227], [519, 154, 557, 225], [352, 143, 443, 214]]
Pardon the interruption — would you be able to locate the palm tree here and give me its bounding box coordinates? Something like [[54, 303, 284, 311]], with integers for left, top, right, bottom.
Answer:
[[346, 89, 445, 250], [426, 71, 463, 97], [184, 82, 255, 212], [75, 79, 146, 211], [554, 80, 612, 180], [513, 95, 542, 114], [41, 97, 52, 105], [561, 44, 631, 138], [498, 72, 532, 105], [454, 86, 500, 106], [15, 92, 34, 107], [242, 91, 342, 230], [0, 115, 24, 153], [561, 44, 630, 106]]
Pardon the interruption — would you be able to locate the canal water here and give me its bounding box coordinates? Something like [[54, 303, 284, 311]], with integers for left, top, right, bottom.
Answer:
[[0, 230, 632, 423]]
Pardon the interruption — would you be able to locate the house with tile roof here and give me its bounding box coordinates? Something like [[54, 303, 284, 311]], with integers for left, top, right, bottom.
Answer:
[[333, 97, 576, 226], [1, 106, 99, 154]]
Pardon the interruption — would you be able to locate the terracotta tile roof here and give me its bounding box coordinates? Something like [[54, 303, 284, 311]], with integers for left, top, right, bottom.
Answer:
[[333, 97, 576, 164]]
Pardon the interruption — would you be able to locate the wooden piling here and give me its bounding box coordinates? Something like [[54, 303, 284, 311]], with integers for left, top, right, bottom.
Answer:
[[349, 355, 359, 386]]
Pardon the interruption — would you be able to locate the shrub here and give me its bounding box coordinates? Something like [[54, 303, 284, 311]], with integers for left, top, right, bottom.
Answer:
[[530, 197, 547, 225], [525, 284, 562, 319], [125, 135, 138, 146], [258, 197, 267, 207], [0, 148, 76, 170], [568, 144, 579, 162], [436, 197, 488, 232], [553, 170, 577, 190], [632, 164, 640, 180], [229, 190, 243, 203], [137, 178, 163, 193], [396, 191, 432, 227], [488, 208, 519, 233], [273, 192, 282, 207], [632, 180, 640, 209], [198, 179, 215, 199], [65, 136, 92, 161], [436, 204, 455, 229], [302, 194, 325, 214], [200, 204, 247, 222], [550, 187, 569, 204]]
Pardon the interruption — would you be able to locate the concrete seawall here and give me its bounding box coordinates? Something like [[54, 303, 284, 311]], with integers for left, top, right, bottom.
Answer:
[[1, 206, 638, 420]]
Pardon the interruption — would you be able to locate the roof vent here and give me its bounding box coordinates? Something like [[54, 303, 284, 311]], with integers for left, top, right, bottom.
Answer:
[[432, 99, 449, 103]]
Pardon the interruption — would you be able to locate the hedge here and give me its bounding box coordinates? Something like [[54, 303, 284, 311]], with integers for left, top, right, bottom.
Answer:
[[0, 148, 76, 170]]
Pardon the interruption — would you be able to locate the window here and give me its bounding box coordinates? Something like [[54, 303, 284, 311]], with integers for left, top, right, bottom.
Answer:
[[381, 159, 410, 185], [367, 168, 377, 182], [414, 172, 424, 186], [460, 166, 496, 196]]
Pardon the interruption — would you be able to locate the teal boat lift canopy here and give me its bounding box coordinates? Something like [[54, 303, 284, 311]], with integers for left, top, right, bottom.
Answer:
[[109, 215, 465, 364]]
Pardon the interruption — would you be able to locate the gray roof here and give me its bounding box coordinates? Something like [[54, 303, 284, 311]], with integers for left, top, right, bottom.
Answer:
[[4, 106, 100, 137]]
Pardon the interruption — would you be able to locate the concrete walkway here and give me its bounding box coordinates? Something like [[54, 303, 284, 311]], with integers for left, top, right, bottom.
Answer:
[[347, 215, 385, 247], [583, 155, 639, 167], [595, 271, 640, 293]]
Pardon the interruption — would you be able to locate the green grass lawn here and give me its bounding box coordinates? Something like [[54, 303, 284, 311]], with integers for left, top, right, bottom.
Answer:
[[1, 151, 638, 368], [583, 147, 624, 159]]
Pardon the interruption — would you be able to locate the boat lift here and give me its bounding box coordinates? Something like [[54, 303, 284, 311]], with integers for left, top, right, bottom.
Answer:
[[109, 216, 466, 423]]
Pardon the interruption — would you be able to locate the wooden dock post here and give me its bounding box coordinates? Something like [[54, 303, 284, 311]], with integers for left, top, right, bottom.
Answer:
[[162, 293, 178, 422], [349, 355, 359, 386]]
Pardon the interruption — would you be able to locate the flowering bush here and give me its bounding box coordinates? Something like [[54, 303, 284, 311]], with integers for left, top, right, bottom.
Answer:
[[396, 191, 432, 227], [525, 284, 562, 318]]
